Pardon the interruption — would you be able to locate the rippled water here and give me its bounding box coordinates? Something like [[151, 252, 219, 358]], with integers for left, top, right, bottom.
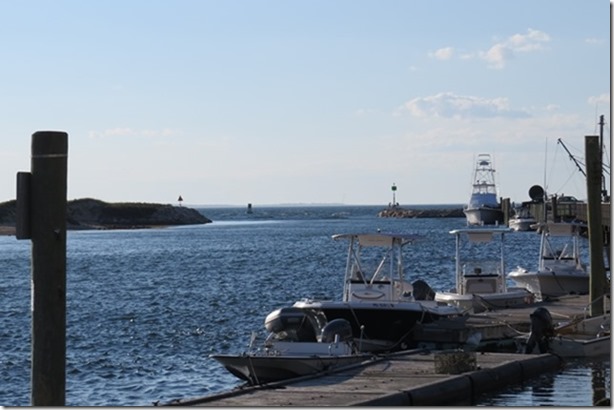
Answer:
[[477, 358, 611, 406], [0, 205, 609, 406]]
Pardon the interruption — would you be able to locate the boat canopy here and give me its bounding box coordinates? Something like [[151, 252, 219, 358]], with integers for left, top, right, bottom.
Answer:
[[541, 222, 586, 237], [450, 227, 512, 243], [332, 232, 420, 247]]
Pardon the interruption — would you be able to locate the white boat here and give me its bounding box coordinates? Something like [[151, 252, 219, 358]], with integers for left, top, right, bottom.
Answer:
[[516, 312, 610, 358], [507, 206, 537, 232], [434, 227, 535, 313], [210, 313, 374, 385], [507, 222, 589, 301], [463, 154, 504, 226], [291, 233, 466, 352]]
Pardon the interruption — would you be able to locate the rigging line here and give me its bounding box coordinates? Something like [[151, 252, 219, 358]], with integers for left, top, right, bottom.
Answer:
[[546, 140, 564, 194], [346, 302, 372, 340], [551, 169, 582, 195], [384, 307, 430, 351]]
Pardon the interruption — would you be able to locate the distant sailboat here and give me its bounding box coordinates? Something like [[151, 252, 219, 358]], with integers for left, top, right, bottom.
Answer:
[[463, 154, 504, 226]]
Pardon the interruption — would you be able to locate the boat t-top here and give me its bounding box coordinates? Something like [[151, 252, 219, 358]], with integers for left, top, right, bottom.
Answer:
[[434, 227, 535, 313], [507, 221, 589, 301], [291, 232, 465, 352]]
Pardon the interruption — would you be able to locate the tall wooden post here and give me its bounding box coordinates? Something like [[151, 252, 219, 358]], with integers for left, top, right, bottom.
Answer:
[[23, 131, 68, 405], [585, 135, 606, 317]]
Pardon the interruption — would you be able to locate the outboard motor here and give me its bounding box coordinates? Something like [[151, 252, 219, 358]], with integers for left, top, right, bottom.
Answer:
[[264, 307, 324, 342], [412, 279, 435, 301], [321, 319, 353, 343], [525, 307, 554, 354]]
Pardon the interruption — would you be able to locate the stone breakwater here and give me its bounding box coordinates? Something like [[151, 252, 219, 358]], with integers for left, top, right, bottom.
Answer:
[[377, 206, 464, 218]]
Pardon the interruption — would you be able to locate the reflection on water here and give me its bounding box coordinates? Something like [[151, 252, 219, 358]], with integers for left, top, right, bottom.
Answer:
[[476, 357, 611, 406]]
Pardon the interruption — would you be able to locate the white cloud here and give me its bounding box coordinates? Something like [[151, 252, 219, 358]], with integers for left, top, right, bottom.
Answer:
[[587, 93, 610, 106], [479, 43, 513, 69], [585, 37, 604, 45], [479, 28, 550, 69], [430, 28, 551, 69], [429, 47, 454, 60], [398, 92, 530, 119], [507, 28, 550, 52]]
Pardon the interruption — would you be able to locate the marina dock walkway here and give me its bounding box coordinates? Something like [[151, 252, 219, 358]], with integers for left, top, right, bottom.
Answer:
[[164, 351, 562, 406], [161, 294, 608, 406]]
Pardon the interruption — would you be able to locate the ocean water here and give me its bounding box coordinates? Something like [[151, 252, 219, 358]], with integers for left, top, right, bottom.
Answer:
[[0, 205, 609, 406]]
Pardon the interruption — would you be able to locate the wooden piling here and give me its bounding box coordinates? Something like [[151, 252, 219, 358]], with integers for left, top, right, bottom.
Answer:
[[29, 131, 68, 406], [585, 135, 606, 317]]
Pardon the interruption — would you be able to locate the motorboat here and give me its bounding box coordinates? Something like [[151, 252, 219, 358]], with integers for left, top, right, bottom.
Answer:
[[507, 222, 589, 301], [463, 153, 504, 226], [291, 233, 466, 352], [507, 206, 537, 232], [210, 311, 374, 385], [434, 227, 535, 313]]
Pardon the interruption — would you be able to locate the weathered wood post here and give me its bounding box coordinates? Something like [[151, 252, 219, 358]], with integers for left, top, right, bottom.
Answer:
[[585, 135, 606, 317], [16, 131, 68, 405]]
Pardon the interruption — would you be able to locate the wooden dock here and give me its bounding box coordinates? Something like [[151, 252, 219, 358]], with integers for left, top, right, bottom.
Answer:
[[163, 351, 562, 406], [161, 294, 608, 407]]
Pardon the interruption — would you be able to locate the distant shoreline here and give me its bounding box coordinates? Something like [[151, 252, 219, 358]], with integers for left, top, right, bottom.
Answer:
[[0, 202, 469, 236], [191, 203, 466, 209], [0, 198, 211, 236]]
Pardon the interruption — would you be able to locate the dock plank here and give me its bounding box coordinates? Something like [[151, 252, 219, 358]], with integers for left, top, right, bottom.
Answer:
[[163, 294, 608, 407], [168, 352, 563, 406]]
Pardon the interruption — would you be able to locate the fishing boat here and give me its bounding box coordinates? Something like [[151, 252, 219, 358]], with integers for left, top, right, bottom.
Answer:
[[290, 233, 466, 352], [507, 222, 589, 301], [463, 153, 504, 226], [507, 206, 537, 232], [210, 312, 374, 385], [434, 227, 535, 313]]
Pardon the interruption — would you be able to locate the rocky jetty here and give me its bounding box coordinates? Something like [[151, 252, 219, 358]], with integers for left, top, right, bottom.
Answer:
[[377, 206, 464, 218], [0, 198, 211, 233]]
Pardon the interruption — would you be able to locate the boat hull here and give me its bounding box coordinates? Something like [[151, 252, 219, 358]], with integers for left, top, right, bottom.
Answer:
[[463, 207, 504, 226], [434, 288, 534, 313], [210, 353, 371, 384], [292, 299, 461, 351], [507, 269, 589, 300], [508, 218, 537, 231]]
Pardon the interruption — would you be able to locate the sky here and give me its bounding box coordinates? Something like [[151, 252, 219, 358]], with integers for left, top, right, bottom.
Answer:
[[0, 0, 610, 206]]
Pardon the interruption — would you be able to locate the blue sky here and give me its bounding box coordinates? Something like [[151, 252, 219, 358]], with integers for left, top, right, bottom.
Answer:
[[0, 0, 610, 206]]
